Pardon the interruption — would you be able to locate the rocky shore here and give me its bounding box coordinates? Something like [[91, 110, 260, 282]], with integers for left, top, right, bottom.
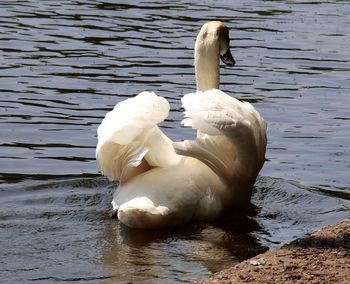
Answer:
[[198, 218, 350, 284]]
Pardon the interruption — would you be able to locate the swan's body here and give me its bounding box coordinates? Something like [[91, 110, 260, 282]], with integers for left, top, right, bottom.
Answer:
[[96, 21, 267, 228]]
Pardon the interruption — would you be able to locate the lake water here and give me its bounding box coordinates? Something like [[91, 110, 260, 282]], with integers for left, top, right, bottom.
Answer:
[[0, 0, 349, 283]]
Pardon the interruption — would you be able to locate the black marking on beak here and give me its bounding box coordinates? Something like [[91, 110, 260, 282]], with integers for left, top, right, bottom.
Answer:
[[110, 209, 118, 219], [220, 49, 235, 66]]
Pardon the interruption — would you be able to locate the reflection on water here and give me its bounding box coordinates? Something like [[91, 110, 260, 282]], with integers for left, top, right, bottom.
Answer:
[[0, 0, 349, 283], [99, 202, 265, 282]]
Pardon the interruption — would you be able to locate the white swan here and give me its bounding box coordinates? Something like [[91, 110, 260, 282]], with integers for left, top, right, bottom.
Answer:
[[96, 21, 267, 228]]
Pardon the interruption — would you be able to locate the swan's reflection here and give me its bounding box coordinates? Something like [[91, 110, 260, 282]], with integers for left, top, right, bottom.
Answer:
[[97, 202, 268, 282]]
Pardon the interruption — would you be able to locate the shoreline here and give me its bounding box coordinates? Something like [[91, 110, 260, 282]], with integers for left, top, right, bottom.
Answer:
[[197, 218, 350, 283]]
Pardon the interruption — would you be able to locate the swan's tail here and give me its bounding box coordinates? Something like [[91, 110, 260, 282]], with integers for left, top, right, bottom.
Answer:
[[96, 91, 179, 184], [174, 89, 267, 189]]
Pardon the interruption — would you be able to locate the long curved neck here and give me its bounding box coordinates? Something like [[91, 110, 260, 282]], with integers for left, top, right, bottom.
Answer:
[[195, 41, 220, 91]]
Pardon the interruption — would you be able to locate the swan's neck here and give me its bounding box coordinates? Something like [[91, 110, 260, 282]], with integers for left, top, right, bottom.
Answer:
[[195, 40, 220, 91]]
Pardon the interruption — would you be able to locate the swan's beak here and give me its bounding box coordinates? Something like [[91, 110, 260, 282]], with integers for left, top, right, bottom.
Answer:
[[111, 209, 118, 219], [220, 49, 235, 66]]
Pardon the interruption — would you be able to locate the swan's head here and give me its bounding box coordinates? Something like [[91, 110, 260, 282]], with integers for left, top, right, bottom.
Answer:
[[195, 21, 235, 66]]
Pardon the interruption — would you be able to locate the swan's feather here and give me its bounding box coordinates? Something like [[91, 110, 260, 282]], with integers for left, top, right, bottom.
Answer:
[[174, 135, 235, 182], [174, 89, 267, 184], [96, 91, 179, 183], [96, 91, 169, 146]]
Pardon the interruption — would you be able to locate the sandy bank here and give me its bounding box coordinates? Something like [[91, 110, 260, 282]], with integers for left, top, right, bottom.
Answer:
[[197, 218, 350, 284]]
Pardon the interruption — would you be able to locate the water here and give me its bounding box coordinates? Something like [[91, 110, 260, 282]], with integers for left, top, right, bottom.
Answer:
[[0, 0, 349, 283]]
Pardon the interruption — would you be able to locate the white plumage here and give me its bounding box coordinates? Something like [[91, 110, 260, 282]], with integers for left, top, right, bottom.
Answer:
[[175, 89, 266, 186], [96, 92, 179, 184], [96, 21, 267, 228]]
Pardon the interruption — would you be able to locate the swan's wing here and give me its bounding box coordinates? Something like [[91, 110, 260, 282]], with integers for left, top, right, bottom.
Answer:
[[96, 91, 179, 183], [174, 89, 267, 184]]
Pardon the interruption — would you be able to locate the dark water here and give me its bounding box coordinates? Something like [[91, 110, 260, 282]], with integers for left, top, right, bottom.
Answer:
[[1, 0, 349, 283]]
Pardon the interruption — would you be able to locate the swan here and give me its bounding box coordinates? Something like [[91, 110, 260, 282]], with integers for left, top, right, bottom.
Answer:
[[96, 21, 267, 229]]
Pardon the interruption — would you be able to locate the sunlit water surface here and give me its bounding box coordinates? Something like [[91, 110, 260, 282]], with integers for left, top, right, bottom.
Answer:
[[0, 1, 349, 283]]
